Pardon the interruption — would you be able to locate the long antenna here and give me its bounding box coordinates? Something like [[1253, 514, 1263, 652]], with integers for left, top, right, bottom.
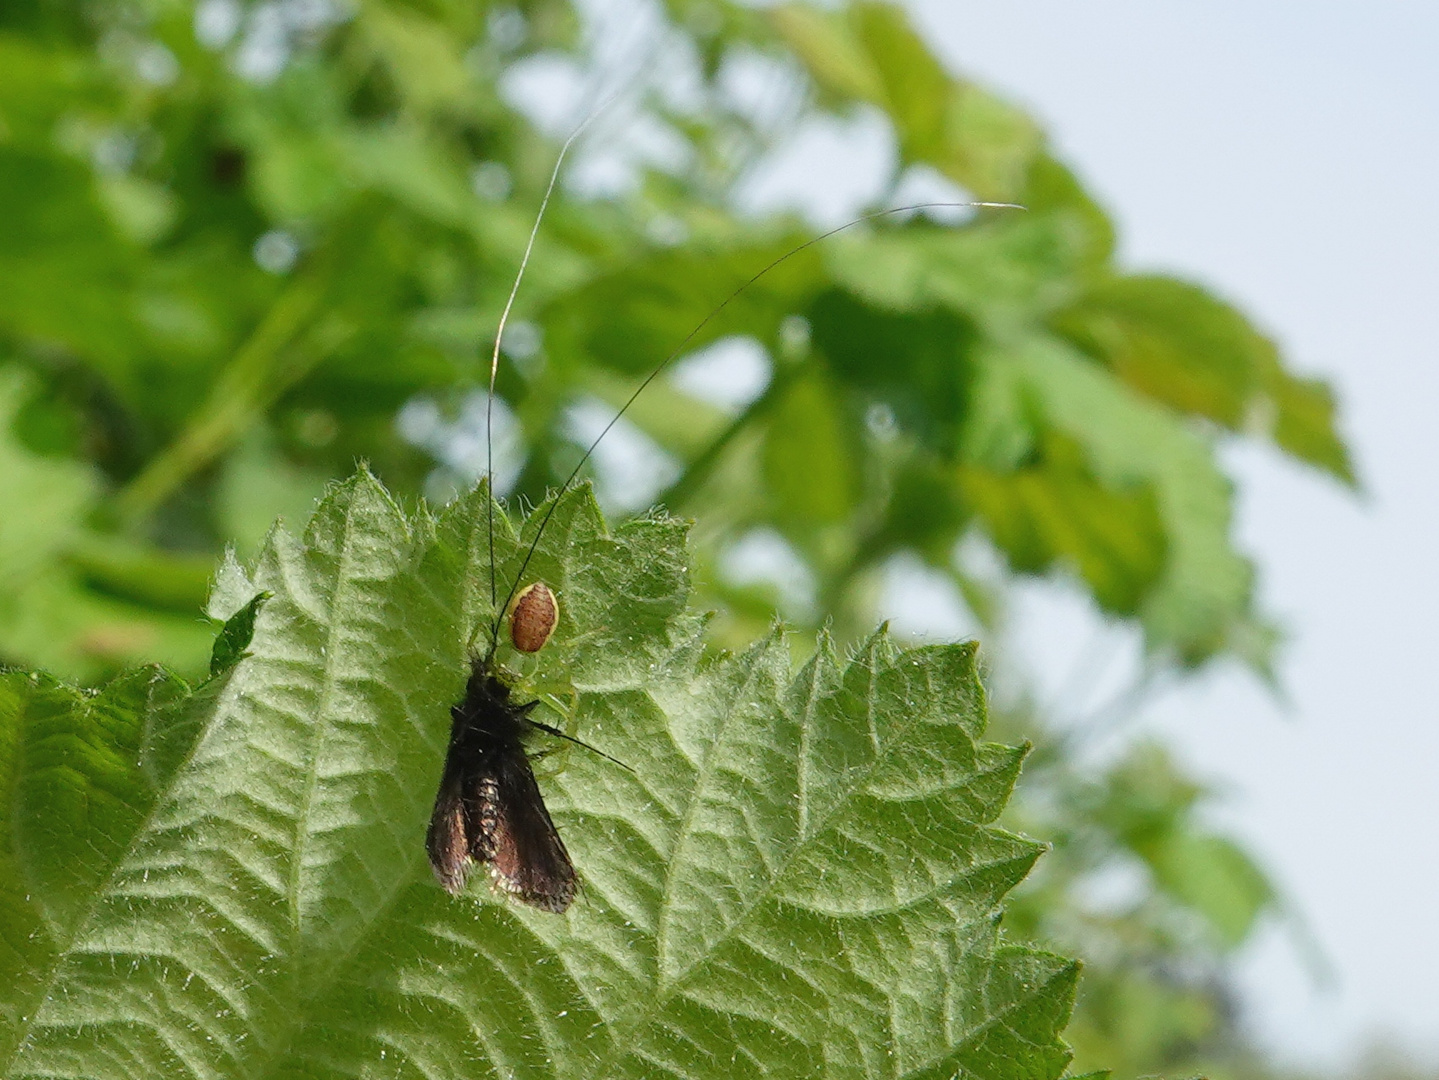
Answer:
[[526, 716, 635, 773], [485, 116, 600, 620], [480, 8, 656, 635], [488, 198, 1023, 649]]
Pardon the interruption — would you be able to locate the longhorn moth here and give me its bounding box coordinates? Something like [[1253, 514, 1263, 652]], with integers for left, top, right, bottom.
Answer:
[[424, 119, 1018, 912]]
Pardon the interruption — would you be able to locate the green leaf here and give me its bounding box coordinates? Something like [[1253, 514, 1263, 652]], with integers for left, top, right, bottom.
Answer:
[[0, 369, 215, 678], [543, 237, 824, 379], [808, 286, 978, 459], [0, 36, 99, 149], [64, 536, 216, 614], [0, 663, 208, 1054], [353, 4, 479, 117], [1053, 274, 1355, 484], [1092, 744, 1275, 950], [0, 370, 94, 590], [761, 367, 860, 526], [208, 589, 271, 677], [1147, 833, 1274, 949], [848, 3, 951, 162], [0, 470, 1079, 1079], [990, 338, 1271, 666], [0, 150, 140, 371], [959, 434, 1168, 615], [1260, 357, 1356, 486], [1018, 156, 1116, 270], [772, 2, 1041, 200], [824, 217, 1085, 333], [937, 80, 1042, 202], [769, 4, 887, 105]]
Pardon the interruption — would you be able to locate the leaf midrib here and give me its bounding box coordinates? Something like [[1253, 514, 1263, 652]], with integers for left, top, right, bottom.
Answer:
[[593, 644, 1004, 1076], [285, 495, 390, 941], [258, 492, 455, 1075]]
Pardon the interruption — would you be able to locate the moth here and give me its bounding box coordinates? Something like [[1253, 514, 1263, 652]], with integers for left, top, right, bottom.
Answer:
[[427, 579, 633, 909], [425, 649, 575, 912], [422, 121, 1013, 911]]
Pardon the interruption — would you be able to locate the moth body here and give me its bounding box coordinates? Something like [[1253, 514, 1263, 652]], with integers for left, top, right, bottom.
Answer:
[[426, 654, 577, 913]]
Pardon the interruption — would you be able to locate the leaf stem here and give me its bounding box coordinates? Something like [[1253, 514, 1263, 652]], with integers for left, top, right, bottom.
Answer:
[[113, 269, 329, 529], [652, 362, 795, 512]]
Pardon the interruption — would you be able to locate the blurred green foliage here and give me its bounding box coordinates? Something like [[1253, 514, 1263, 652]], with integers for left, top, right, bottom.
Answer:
[[0, 0, 1357, 1076]]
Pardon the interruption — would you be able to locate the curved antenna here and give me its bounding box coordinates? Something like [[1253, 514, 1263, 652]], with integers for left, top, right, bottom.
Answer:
[[492, 199, 1025, 640], [480, 10, 661, 646], [485, 117, 598, 623]]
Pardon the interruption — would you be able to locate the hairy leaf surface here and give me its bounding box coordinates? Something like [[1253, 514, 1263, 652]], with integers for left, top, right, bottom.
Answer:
[[0, 472, 1077, 1080]]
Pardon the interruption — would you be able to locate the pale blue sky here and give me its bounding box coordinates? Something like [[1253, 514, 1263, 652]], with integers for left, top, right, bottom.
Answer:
[[901, 2, 1439, 1068]]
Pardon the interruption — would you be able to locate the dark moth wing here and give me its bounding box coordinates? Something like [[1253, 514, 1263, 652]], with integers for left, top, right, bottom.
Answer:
[[425, 769, 471, 895], [483, 742, 577, 913], [426, 658, 577, 913]]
